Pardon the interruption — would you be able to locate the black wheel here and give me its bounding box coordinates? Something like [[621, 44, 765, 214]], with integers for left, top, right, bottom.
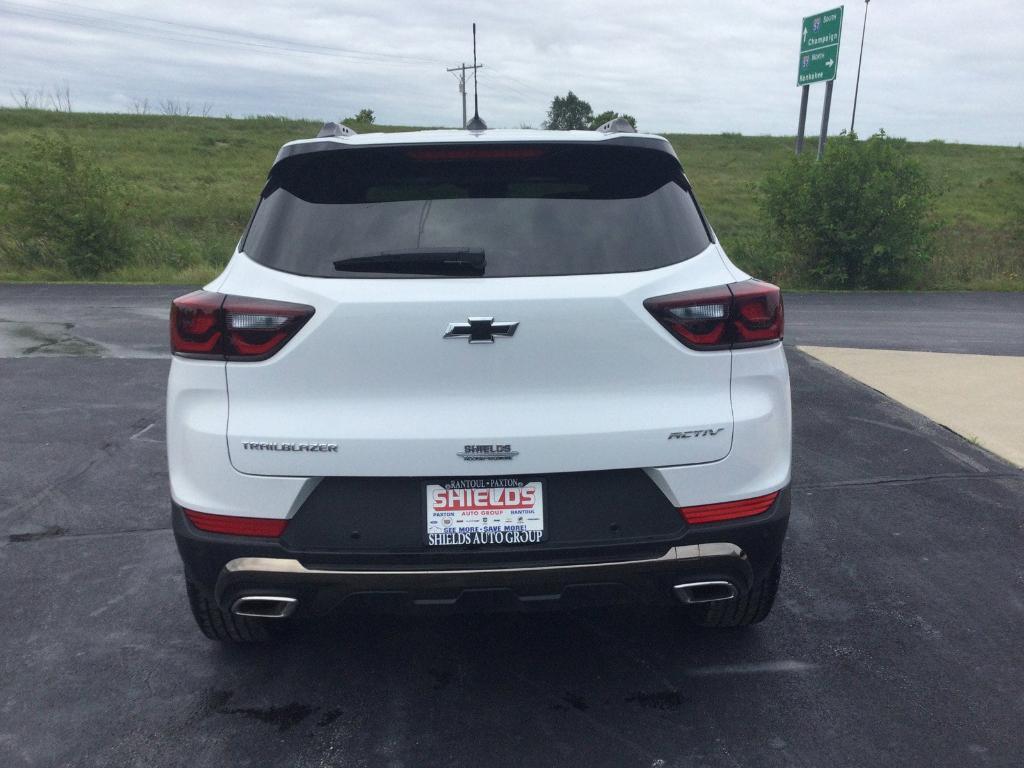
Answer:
[[186, 580, 279, 643], [688, 556, 782, 628]]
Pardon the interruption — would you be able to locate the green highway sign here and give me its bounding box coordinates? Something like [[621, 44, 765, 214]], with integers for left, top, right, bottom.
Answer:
[[797, 6, 844, 86]]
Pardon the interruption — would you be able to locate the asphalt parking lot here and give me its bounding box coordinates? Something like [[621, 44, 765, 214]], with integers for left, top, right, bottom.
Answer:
[[1, 286, 1022, 767]]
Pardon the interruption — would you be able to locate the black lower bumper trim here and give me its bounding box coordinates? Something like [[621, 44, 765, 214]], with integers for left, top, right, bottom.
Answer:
[[173, 485, 790, 613]]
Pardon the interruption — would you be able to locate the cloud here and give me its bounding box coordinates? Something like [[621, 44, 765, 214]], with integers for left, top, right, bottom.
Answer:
[[0, 0, 1021, 144]]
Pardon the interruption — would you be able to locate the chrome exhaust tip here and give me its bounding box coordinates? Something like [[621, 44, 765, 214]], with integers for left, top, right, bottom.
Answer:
[[673, 581, 738, 604], [231, 595, 298, 619]]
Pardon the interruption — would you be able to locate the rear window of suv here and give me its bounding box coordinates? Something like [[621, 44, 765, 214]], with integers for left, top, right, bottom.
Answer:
[[242, 143, 713, 278]]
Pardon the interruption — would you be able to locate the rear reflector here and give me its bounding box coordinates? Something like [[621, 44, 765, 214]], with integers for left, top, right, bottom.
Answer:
[[679, 492, 779, 524], [644, 280, 783, 350], [184, 509, 288, 538], [171, 291, 314, 361]]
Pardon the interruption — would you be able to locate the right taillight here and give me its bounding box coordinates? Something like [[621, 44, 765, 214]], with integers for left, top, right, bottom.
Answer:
[[644, 280, 783, 350], [170, 290, 314, 361], [184, 509, 288, 538]]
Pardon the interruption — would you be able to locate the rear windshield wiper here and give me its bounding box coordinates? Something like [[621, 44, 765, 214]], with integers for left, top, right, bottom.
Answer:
[[333, 248, 485, 276]]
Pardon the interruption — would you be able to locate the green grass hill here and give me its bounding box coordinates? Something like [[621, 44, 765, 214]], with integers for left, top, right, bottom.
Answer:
[[0, 109, 1020, 288]]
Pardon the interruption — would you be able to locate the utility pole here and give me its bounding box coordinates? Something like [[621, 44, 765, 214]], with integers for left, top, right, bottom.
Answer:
[[850, 0, 871, 134], [447, 61, 483, 128]]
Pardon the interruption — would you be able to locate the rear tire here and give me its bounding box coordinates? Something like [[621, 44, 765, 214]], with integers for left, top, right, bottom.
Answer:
[[186, 580, 278, 643], [687, 556, 782, 628]]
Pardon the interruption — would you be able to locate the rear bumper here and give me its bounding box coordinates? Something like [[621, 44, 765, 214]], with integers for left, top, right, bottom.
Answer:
[[173, 486, 790, 614], [217, 544, 747, 613]]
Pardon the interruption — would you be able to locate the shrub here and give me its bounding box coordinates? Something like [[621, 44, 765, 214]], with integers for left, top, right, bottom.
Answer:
[[761, 131, 934, 289], [544, 92, 593, 130], [726, 233, 791, 285], [345, 108, 375, 125], [0, 134, 133, 278]]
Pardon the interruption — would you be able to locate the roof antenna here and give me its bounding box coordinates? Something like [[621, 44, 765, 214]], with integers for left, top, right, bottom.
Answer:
[[465, 22, 487, 131]]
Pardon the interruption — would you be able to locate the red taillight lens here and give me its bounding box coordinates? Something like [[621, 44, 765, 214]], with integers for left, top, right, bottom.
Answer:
[[222, 296, 314, 359], [170, 291, 224, 356], [170, 291, 314, 361], [644, 280, 783, 350], [184, 509, 288, 538], [679, 492, 779, 524], [729, 280, 784, 346], [644, 285, 733, 349]]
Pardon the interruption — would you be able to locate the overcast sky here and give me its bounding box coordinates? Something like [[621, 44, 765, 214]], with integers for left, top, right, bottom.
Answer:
[[1, 0, 1021, 145]]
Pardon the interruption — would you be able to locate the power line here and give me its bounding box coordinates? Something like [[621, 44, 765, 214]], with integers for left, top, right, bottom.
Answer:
[[43, 0, 445, 63], [483, 67, 547, 97], [0, 3, 420, 67], [477, 71, 532, 101], [0, 0, 446, 68]]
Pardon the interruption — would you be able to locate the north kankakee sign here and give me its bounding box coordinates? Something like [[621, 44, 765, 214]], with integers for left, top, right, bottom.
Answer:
[[798, 6, 844, 86]]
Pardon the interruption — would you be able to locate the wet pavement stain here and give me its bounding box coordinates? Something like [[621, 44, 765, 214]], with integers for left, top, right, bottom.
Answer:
[[625, 690, 683, 711], [9, 525, 68, 543], [218, 703, 316, 733], [563, 692, 590, 712], [203, 689, 235, 712], [0, 319, 104, 357], [185, 688, 235, 727], [317, 708, 344, 727]]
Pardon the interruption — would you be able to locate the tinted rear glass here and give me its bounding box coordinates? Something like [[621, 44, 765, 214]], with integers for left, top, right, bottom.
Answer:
[[243, 143, 712, 278]]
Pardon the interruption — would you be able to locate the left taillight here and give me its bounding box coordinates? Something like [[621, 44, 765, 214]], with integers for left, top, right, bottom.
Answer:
[[644, 280, 783, 351], [170, 290, 314, 361]]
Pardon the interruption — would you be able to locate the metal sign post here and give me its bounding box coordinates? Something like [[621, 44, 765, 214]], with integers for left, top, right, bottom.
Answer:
[[795, 85, 810, 154], [795, 6, 844, 158], [817, 79, 834, 160]]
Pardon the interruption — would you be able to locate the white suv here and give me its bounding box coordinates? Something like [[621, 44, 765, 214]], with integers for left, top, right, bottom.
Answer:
[[168, 121, 791, 642]]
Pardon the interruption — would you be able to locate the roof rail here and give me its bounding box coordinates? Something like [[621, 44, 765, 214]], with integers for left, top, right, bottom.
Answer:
[[595, 117, 637, 134], [316, 121, 358, 138]]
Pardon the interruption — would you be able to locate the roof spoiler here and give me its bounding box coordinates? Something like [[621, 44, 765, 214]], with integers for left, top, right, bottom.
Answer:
[[595, 117, 637, 134], [316, 121, 358, 138]]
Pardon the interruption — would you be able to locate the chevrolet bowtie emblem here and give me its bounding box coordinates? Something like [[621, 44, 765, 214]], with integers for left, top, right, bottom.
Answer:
[[443, 317, 519, 344]]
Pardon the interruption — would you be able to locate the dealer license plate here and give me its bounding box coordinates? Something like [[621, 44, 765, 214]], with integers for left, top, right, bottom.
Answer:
[[426, 479, 544, 547]]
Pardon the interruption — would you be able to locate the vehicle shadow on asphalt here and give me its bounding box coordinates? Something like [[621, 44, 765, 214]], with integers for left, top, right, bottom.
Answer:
[[206, 604, 779, 716]]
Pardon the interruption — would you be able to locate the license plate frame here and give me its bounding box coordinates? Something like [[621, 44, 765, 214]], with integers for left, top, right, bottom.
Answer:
[[424, 477, 545, 547]]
